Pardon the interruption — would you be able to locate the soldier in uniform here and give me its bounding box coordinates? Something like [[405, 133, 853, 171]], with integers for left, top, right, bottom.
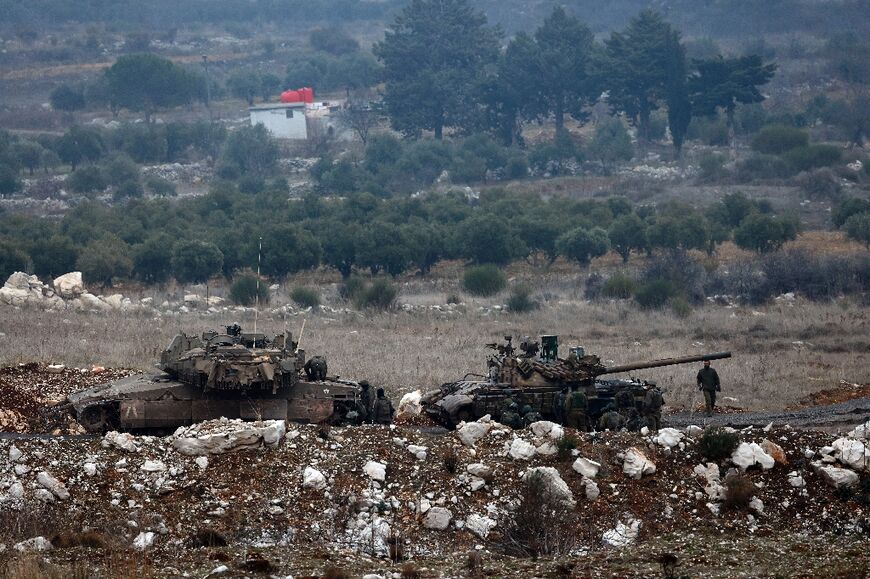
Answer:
[[564, 388, 589, 431], [697, 360, 721, 417], [615, 388, 639, 431], [553, 388, 568, 424], [598, 405, 625, 431], [304, 356, 327, 381], [500, 398, 523, 429], [373, 387, 395, 424], [642, 386, 664, 431], [358, 380, 373, 423], [522, 404, 543, 426]]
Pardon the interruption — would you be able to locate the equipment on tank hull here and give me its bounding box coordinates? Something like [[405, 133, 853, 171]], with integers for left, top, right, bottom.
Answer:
[[421, 334, 731, 428], [58, 325, 362, 433]]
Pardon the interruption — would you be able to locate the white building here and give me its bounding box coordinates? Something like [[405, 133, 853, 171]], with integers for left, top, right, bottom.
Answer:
[[248, 102, 308, 139]]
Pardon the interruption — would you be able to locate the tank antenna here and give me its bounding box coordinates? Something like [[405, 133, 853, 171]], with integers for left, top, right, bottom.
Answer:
[[254, 236, 262, 334], [296, 318, 306, 352]]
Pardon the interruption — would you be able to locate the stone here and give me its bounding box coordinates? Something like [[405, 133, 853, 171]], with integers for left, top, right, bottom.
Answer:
[[602, 518, 641, 548], [787, 471, 805, 488], [653, 428, 684, 448], [53, 272, 84, 299], [14, 464, 30, 475], [848, 420, 869, 441], [103, 431, 138, 452], [760, 439, 788, 465], [535, 441, 558, 456], [731, 442, 775, 471], [364, 461, 387, 482], [133, 531, 155, 551], [509, 438, 536, 460], [46, 364, 65, 374], [522, 467, 576, 507], [14, 537, 53, 552], [397, 390, 423, 416], [583, 478, 600, 500], [36, 471, 70, 500], [572, 457, 601, 479], [622, 447, 656, 479], [103, 294, 125, 309], [303, 466, 327, 490], [685, 425, 704, 438], [8, 445, 22, 462], [195, 456, 209, 470], [407, 444, 428, 461], [818, 465, 858, 488], [529, 420, 564, 439], [7, 481, 24, 501], [141, 460, 166, 472], [172, 419, 285, 455], [5, 272, 32, 291], [749, 497, 764, 514], [831, 437, 870, 472], [465, 514, 496, 539], [423, 507, 452, 530], [83, 463, 97, 476], [457, 421, 491, 447], [466, 463, 492, 479]]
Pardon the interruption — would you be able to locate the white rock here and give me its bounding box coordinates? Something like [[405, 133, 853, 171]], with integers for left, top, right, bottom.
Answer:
[[14, 464, 30, 476], [8, 445, 22, 462], [46, 364, 65, 373], [465, 514, 496, 538], [207, 565, 229, 576], [535, 441, 558, 456], [34, 489, 56, 502], [583, 478, 600, 500], [831, 438, 869, 472], [622, 447, 656, 479], [468, 477, 486, 491], [653, 428, 684, 448], [423, 507, 452, 530], [418, 498, 431, 514], [36, 471, 70, 500], [572, 457, 601, 479], [749, 497, 764, 514], [466, 463, 493, 479], [731, 442, 775, 471], [640, 426, 649, 436], [132, 531, 155, 551], [14, 536, 53, 552], [818, 465, 858, 488], [364, 460, 387, 482], [522, 467, 576, 507], [83, 463, 97, 476], [509, 438, 537, 460], [8, 481, 25, 501], [397, 390, 423, 416], [848, 420, 869, 441], [407, 444, 428, 461], [53, 272, 84, 298], [602, 518, 641, 547], [457, 421, 491, 447], [787, 471, 805, 488], [141, 460, 166, 472], [195, 456, 209, 470], [5, 272, 32, 291], [303, 466, 327, 490], [103, 431, 138, 453], [529, 420, 564, 439], [172, 419, 285, 455]]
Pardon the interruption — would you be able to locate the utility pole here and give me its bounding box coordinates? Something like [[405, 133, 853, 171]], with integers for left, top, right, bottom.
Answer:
[[202, 54, 212, 120]]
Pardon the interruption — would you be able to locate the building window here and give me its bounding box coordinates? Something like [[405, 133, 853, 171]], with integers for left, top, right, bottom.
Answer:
[[285, 109, 294, 119]]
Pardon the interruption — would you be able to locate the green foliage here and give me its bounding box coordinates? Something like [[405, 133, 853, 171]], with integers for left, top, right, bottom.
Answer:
[[113, 179, 144, 200], [689, 55, 776, 131], [0, 165, 22, 195], [751, 124, 808, 155], [353, 278, 397, 310], [670, 295, 692, 317], [29, 236, 79, 279], [646, 208, 709, 252], [782, 144, 842, 173], [50, 84, 86, 113], [461, 215, 519, 265], [709, 192, 767, 228], [556, 226, 609, 267], [844, 212, 870, 247], [0, 238, 28, 280], [56, 126, 105, 170], [796, 168, 842, 201], [833, 197, 870, 228], [634, 278, 676, 309], [587, 117, 633, 173], [67, 166, 107, 194], [734, 213, 799, 253], [736, 154, 791, 181], [226, 69, 262, 105], [171, 240, 224, 284], [462, 265, 507, 297], [229, 274, 269, 306], [698, 152, 728, 182], [607, 213, 646, 262], [290, 286, 321, 308], [102, 153, 140, 187], [506, 284, 538, 313], [602, 273, 637, 299], [340, 275, 366, 301], [219, 124, 278, 178], [260, 225, 322, 278], [105, 54, 198, 121], [529, 129, 580, 175], [12, 141, 45, 176], [687, 116, 729, 146], [555, 434, 578, 462], [76, 236, 132, 286], [309, 27, 359, 55], [132, 234, 172, 283], [698, 427, 740, 461], [144, 176, 177, 197]]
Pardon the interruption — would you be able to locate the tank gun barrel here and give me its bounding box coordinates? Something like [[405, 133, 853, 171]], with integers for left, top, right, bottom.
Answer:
[[601, 351, 731, 375]]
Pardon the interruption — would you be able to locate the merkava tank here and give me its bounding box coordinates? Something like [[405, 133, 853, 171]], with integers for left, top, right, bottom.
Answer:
[[421, 334, 731, 428], [59, 324, 362, 433]]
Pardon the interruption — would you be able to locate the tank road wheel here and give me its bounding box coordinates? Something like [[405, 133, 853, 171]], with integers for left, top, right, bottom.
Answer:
[[450, 406, 474, 428], [78, 403, 120, 433]]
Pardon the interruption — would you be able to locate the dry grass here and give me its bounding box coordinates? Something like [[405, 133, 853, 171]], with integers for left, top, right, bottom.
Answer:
[[0, 284, 865, 412]]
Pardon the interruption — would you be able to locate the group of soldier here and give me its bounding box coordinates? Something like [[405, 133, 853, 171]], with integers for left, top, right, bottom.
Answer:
[[356, 381, 395, 425]]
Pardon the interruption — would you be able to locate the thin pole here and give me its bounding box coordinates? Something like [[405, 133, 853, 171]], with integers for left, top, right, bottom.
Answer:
[[254, 237, 262, 334]]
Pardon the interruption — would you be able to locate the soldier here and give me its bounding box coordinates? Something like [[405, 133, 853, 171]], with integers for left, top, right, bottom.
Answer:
[[553, 388, 568, 424], [642, 386, 664, 431], [373, 388, 394, 424], [358, 380, 373, 423], [697, 360, 721, 417], [615, 388, 638, 431], [564, 388, 589, 431], [304, 356, 327, 381], [500, 399, 523, 429], [522, 404, 543, 426], [598, 405, 625, 431]]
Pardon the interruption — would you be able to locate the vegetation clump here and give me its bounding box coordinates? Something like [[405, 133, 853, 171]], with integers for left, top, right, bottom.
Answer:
[[229, 274, 269, 306], [698, 427, 740, 461], [290, 286, 320, 308], [462, 265, 507, 297]]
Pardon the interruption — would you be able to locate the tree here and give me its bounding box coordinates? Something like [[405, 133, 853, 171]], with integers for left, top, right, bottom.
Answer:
[[844, 212, 870, 248], [133, 234, 173, 283], [56, 126, 105, 170], [665, 31, 692, 158], [358, 221, 412, 276], [260, 225, 322, 278], [76, 237, 133, 287], [12, 141, 44, 176], [49, 84, 86, 116], [587, 117, 633, 174], [556, 226, 609, 267], [0, 166, 21, 196], [29, 236, 79, 279], [226, 69, 261, 106], [608, 213, 647, 262], [319, 221, 361, 278], [336, 92, 381, 145], [733, 213, 799, 253], [604, 11, 677, 143], [689, 55, 776, 153], [259, 73, 282, 102], [219, 124, 278, 178], [0, 239, 28, 280], [511, 7, 599, 132], [461, 215, 520, 265], [171, 240, 224, 284], [374, 0, 500, 139], [647, 214, 709, 252], [310, 27, 360, 55], [833, 197, 870, 228], [105, 54, 195, 123]]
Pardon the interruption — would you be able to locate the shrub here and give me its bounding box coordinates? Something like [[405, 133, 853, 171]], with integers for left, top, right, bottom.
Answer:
[[698, 153, 729, 182], [556, 435, 578, 462], [796, 168, 842, 200], [783, 144, 842, 172], [229, 274, 269, 306], [697, 427, 740, 461], [602, 273, 637, 299], [506, 284, 538, 313], [736, 154, 791, 181], [556, 226, 610, 267], [689, 116, 729, 146], [833, 197, 870, 228], [442, 446, 459, 474], [844, 212, 870, 247], [446, 293, 461, 305], [144, 175, 177, 197], [723, 475, 755, 510], [733, 213, 799, 253], [671, 296, 692, 318], [505, 154, 529, 179], [751, 124, 809, 154], [340, 275, 366, 301], [462, 265, 507, 297], [67, 166, 107, 194], [102, 153, 140, 186], [634, 278, 676, 309], [354, 278, 397, 310], [290, 286, 320, 308], [113, 179, 144, 200]]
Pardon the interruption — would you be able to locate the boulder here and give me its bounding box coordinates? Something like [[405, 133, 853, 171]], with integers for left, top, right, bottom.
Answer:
[[465, 514, 496, 538], [195, 456, 209, 470], [529, 420, 564, 439], [103, 294, 125, 309], [509, 438, 537, 460], [522, 466, 576, 507], [818, 465, 859, 488], [364, 460, 387, 482], [685, 425, 704, 438], [831, 437, 870, 472], [731, 442, 775, 471], [653, 428, 684, 448], [53, 272, 84, 298], [9, 445, 22, 462], [572, 457, 601, 479], [79, 292, 109, 311], [622, 447, 656, 479], [0, 286, 31, 307], [83, 463, 97, 476], [172, 419, 285, 455], [466, 463, 492, 479], [303, 466, 327, 490], [133, 531, 155, 551], [36, 471, 70, 500], [422, 507, 452, 530], [14, 536, 53, 552], [848, 420, 869, 441], [787, 471, 805, 488], [760, 439, 788, 465], [7, 481, 25, 501], [457, 420, 491, 447], [407, 444, 428, 461], [602, 518, 641, 548], [141, 460, 166, 472], [6, 272, 32, 291], [102, 431, 139, 453], [397, 390, 423, 416], [583, 478, 600, 500]]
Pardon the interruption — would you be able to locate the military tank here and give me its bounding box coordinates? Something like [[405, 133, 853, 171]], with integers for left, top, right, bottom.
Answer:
[[57, 324, 362, 433], [421, 334, 731, 428]]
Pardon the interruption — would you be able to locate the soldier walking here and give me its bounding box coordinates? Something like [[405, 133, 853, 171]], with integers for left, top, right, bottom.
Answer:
[[642, 386, 664, 431], [373, 388, 395, 424], [697, 360, 721, 417], [358, 380, 373, 423]]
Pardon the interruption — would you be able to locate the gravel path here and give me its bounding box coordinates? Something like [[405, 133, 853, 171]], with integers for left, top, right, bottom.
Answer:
[[666, 396, 870, 430]]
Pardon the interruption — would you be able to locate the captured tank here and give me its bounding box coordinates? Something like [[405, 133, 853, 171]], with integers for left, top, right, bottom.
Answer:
[[58, 324, 363, 433], [421, 334, 731, 428]]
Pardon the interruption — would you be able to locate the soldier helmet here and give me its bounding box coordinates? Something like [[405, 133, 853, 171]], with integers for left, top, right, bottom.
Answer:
[[520, 404, 533, 415], [360, 380, 370, 388], [376, 387, 385, 397]]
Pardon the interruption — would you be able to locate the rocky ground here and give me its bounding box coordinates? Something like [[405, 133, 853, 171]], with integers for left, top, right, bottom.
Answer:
[[1, 388, 868, 577]]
